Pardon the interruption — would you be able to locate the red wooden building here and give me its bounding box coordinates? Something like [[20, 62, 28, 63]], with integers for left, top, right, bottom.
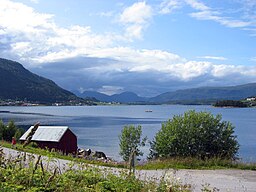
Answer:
[[20, 126, 77, 154]]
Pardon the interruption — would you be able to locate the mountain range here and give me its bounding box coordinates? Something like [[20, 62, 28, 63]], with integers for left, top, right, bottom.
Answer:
[[76, 91, 147, 103], [0, 58, 84, 104], [1, 58, 255, 105], [149, 83, 256, 104], [78, 83, 256, 104]]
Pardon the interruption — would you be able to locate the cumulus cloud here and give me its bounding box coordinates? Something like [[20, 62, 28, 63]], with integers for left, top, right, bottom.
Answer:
[[119, 1, 152, 39], [0, 0, 114, 63]]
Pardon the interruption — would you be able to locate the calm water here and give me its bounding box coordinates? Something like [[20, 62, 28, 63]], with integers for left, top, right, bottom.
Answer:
[[0, 105, 255, 162]]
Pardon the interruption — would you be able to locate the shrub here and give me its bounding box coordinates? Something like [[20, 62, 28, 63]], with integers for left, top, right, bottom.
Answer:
[[149, 110, 239, 160]]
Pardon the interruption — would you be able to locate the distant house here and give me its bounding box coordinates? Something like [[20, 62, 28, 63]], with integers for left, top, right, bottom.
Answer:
[[246, 97, 256, 101], [20, 126, 77, 154]]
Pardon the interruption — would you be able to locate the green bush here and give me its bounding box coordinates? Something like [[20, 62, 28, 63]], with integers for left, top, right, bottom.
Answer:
[[149, 110, 239, 160]]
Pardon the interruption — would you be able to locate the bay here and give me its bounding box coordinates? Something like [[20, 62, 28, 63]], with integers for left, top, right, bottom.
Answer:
[[0, 105, 255, 162]]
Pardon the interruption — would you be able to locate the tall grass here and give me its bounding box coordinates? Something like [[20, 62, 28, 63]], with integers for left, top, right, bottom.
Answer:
[[0, 145, 192, 192]]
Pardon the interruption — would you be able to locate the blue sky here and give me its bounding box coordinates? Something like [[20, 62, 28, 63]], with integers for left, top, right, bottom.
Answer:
[[0, 0, 256, 96]]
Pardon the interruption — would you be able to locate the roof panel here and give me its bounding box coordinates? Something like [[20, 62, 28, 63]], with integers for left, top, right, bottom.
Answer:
[[20, 126, 69, 142]]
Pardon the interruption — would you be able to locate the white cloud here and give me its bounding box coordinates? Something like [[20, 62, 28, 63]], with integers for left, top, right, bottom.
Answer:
[[160, 0, 255, 29], [185, 0, 253, 28], [119, 1, 152, 24], [119, 1, 152, 39], [165, 61, 212, 80], [159, 0, 183, 14], [190, 11, 251, 28], [198, 56, 227, 61], [98, 85, 124, 95], [185, 0, 209, 11], [0, 0, 115, 63]]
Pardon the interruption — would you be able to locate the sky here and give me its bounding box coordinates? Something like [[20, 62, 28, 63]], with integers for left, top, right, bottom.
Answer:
[[0, 0, 256, 96]]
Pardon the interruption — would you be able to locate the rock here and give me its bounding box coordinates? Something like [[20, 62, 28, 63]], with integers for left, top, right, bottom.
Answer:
[[92, 151, 107, 159]]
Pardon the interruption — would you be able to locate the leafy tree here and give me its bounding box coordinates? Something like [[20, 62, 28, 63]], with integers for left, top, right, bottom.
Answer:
[[0, 120, 24, 142], [149, 110, 239, 160], [119, 125, 147, 161]]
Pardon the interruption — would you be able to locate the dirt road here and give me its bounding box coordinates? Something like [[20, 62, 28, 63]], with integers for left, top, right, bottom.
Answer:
[[2, 147, 256, 192]]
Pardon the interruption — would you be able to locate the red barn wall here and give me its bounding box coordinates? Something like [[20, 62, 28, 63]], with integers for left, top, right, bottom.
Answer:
[[59, 129, 77, 154], [33, 129, 77, 154]]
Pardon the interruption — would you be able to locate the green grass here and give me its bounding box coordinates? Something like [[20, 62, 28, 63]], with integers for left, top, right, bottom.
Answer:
[[137, 157, 256, 170]]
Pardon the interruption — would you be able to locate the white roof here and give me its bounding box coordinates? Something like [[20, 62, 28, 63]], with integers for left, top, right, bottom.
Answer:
[[20, 126, 69, 142]]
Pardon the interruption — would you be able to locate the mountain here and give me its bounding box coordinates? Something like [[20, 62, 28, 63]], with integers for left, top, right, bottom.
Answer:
[[149, 83, 256, 104], [110, 92, 147, 103], [79, 91, 147, 103], [78, 91, 110, 102], [0, 58, 84, 104]]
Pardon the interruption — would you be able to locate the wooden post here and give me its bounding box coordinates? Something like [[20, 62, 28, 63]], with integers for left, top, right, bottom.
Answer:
[[129, 148, 136, 175]]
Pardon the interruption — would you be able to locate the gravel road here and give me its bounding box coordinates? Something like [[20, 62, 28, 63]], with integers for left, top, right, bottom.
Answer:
[[2, 147, 256, 192]]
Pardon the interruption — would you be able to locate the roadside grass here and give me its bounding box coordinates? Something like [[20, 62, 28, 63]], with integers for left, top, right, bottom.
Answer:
[[137, 157, 256, 170], [2, 141, 256, 171], [1, 142, 126, 169], [0, 145, 192, 192]]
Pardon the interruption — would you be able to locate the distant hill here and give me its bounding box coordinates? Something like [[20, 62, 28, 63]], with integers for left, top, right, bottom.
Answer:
[[79, 91, 147, 103], [0, 58, 84, 104], [149, 83, 256, 104]]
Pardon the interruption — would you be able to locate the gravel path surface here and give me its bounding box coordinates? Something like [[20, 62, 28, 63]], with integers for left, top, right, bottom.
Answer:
[[2, 147, 256, 192]]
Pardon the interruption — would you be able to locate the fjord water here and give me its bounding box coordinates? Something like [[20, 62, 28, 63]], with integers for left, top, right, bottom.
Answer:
[[0, 105, 255, 162]]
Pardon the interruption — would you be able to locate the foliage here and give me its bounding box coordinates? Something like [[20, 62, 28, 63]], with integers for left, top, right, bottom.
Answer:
[[0, 120, 25, 142], [119, 125, 147, 161], [149, 110, 239, 160]]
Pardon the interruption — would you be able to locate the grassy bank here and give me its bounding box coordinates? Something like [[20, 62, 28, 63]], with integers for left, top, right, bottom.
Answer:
[[2, 141, 256, 171]]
